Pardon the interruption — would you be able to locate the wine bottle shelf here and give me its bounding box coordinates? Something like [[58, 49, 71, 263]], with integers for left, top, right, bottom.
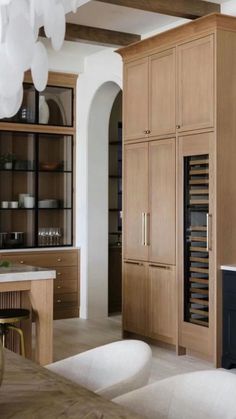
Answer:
[[184, 154, 210, 327]]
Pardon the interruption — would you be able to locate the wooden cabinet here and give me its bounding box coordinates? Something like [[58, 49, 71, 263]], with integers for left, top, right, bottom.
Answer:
[[0, 249, 80, 320], [148, 264, 176, 344], [149, 49, 176, 138], [124, 49, 176, 142], [123, 261, 176, 344], [177, 35, 214, 132], [124, 139, 175, 265], [149, 139, 175, 264], [123, 142, 149, 261], [119, 14, 236, 364], [123, 139, 176, 344], [123, 260, 148, 335], [124, 58, 149, 141], [0, 72, 77, 250]]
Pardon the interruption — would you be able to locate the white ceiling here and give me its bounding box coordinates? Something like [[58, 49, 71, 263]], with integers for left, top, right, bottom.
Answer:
[[66, 0, 229, 37]]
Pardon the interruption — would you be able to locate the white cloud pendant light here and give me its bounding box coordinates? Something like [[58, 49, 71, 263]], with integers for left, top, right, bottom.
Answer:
[[0, 0, 78, 119]]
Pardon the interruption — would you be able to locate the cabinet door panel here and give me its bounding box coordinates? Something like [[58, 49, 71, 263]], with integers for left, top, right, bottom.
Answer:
[[123, 142, 149, 261], [149, 264, 176, 343], [149, 139, 176, 264], [123, 261, 148, 335], [124, 58, 149, 141], [149, 49, 176, 137], [178, 35, 214, 131]]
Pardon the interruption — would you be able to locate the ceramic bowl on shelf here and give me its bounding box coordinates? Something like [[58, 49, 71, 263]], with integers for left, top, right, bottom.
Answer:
[[38, 199, 59, 208]]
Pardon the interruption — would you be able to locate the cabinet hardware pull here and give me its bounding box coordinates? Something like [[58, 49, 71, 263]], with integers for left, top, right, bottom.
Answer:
[[141, 212, 145, 246], [144, 212, 150, 246], [147, 130, 151, 134], [20, 261, 24, 264], [57, 272, 61, 276], [206, 213, 213, 251], [57, 258, 62, 262], [176, 125, 180, 129], [143, 130, 148, 134], [124, 261, 144, 266], [149, 264, 171, 270], [57, 299, 62, 303], [57, 286, 61, 289]]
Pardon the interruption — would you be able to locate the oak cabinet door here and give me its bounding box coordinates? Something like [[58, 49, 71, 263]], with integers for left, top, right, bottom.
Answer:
[[123, 142, 149, 261], [178, 35, 214, 132], [148, 264, 176, 344], [123, 260, 148, 335], [149, 139, 176, 265], [124, 58, 149, 141], [149, 49, 176, 137]]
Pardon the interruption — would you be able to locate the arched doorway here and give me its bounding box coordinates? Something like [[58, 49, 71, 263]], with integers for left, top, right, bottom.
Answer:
[[79, 81, 122, 319]]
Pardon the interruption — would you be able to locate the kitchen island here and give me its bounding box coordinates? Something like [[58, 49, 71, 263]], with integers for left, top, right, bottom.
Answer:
[[0, 264, 55, 365]]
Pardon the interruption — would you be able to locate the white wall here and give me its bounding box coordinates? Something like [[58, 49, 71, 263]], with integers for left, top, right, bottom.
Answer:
[[221, 1, 236, 15], [76, 49, 122, 318]]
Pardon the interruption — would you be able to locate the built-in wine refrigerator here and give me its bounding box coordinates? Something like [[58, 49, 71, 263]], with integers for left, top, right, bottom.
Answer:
[[184, 154, 210, 327]]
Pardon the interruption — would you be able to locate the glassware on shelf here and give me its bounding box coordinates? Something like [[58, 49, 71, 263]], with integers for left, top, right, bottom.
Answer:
[[38, 227, 62, 246]]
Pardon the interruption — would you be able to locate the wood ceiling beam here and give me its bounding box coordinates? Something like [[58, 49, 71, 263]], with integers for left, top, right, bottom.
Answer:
[[40, 24, 141, 47], [95, 0, 221, 20]]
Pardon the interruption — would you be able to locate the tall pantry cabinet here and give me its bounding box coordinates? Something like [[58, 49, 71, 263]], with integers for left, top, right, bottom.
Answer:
[[118, 13, 236, 366]]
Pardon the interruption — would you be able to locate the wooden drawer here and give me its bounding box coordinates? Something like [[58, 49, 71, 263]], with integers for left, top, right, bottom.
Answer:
[[53, 266, 78, 281], [54, 306, 79, 320], [54, 279, 78, 295], [54, 292, 78, 309], [2, 250, 78, 267]]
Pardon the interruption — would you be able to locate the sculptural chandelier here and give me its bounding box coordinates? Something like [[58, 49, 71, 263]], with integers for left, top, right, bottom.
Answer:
[[0, 0, 80, 118]]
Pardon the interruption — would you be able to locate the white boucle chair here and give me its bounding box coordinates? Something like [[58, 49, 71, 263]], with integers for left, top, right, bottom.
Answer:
[[46, 340, 152, 400], [113, 370, 236, 419]]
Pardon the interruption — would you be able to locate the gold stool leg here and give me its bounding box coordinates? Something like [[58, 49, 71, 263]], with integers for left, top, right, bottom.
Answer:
[[8, 325, 26, 357], [1, 333, 6, 348]]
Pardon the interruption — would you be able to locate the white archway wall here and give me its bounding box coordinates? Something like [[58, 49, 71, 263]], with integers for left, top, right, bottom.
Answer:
[[76, 49, 122, 319]]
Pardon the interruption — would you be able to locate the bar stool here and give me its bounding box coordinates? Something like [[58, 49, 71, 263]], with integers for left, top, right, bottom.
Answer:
[[0, 308, 30, 357]]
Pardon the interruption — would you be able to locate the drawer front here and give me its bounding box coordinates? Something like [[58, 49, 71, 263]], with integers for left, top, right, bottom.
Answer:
[[54, 307, 79, 320], [54, 266, 78, 281], [54, 292, 78, 309], [2, 251, 78, 267], [54, 279, 78, 294]]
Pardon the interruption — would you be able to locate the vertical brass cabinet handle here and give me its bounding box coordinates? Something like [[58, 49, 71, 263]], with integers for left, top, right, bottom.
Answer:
[[141, 212, 145, 246], [144, 213, 150, 246], [206, 213, 213, 251]]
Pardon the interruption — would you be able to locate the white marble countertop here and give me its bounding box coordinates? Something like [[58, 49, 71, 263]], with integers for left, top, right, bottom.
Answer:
[[0, 264, 56, 282], [221, 265, 236, 272]]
